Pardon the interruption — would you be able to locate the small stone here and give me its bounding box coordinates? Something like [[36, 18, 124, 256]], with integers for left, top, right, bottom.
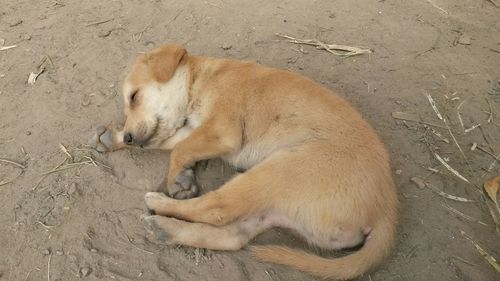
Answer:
[[90, 248, 97, 253], [410, 177, 426, 189], [42, 248, 51, 256], [395, 169, 402, 175], [458, 34, 471, 45], [98, 29, 112, 38], [23, 34, 32, 40], [55, 250, 64, 256], [26, 131, 31, 136], [221, 43, 232, 50], [80, 267, 91, 277]]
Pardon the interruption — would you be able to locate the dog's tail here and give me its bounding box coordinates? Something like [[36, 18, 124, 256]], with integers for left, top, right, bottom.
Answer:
[[250, 215, 396, 280]]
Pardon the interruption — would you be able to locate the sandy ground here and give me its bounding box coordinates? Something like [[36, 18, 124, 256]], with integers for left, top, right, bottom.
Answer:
[[1, 0, 500, 280]]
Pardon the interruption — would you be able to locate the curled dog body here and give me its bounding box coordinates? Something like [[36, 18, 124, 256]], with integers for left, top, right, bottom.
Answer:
[[90, 44, 399, 280]]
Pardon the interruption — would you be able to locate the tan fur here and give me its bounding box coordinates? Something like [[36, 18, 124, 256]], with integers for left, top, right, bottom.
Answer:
[[98, 44, 399, 280]]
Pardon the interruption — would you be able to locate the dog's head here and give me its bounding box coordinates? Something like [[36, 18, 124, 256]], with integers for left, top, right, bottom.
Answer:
[[122, 44, 189, 148]]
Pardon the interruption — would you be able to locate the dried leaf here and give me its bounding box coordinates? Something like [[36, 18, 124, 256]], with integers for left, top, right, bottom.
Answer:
[[484, 176, 500, 203]]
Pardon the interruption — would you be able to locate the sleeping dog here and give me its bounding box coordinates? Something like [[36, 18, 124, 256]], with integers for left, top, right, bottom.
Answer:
[[89, 44, 399, 280]]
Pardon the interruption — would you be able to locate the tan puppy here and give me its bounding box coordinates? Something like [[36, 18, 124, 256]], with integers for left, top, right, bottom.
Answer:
[[90, 44, 399, 280]]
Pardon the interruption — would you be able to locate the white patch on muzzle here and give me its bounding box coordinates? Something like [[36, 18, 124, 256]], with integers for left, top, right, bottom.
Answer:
[[124, 65, 190, 145]]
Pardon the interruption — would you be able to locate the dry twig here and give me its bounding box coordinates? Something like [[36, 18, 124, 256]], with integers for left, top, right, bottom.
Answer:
[[276, 33, 372, 57]]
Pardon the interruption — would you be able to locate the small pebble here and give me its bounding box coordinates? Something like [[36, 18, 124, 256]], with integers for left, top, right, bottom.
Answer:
[[395, 169, 402, 175], [90, 248, 97, 253], [221, 43, 232, 50], [410, 177, 426, 189], [98, 29, 112, 38], [458, 34, 471, 45], [42, 248, 51, 256], [55, 250, 64, 256], [80, 267, 91, 277], [26, 131, 31, 136]]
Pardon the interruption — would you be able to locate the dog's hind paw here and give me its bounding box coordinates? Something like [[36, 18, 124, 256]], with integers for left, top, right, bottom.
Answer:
[[141, 215, 172, 244], [88, 125, 123, 152]]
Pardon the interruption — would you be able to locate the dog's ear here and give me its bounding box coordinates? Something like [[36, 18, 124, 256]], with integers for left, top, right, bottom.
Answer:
[[145, 44, 187, 83]]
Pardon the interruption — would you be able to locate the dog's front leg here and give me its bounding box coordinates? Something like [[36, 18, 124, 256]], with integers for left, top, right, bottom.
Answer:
[[161, 116, 241, 199], [88, 125, 130, 152]]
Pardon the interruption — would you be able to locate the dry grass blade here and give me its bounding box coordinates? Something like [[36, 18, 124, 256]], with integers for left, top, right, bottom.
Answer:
[[0, 158, 27, 169], [47, 253, 52, 281], [442, 204, 488, 226], [24, 268, 41, 281], [33, 157, 67, 190], [59, 143, 73, 160], [85, 18, 113, 27], [276, 33, 372, 57], [391, 111, 446, 129], [464, 124, 481, 134], [425, 93, 443, 120], [485, 98, 494, 123], [457, 100, 466, 130], [425, 181, 474, 202], [0, 45, 17, 51], [0, 170, 24, 186], [485, 152, 500, 174], [460, 230, 500, 273], [434, 153, 470, 183], [39, 161, 93, 176]]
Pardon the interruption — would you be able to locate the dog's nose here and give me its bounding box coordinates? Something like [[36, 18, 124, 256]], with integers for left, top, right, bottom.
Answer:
[[123, 132, 134, 144]]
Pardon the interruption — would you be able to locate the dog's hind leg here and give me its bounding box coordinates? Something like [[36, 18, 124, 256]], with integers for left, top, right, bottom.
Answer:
[[145, 182, 257, 226], [145, 151, 292, 226], [142, 214, 274, 250]]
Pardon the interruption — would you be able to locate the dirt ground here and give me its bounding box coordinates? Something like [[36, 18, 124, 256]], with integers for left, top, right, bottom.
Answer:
[[1, 0, 499, 280]]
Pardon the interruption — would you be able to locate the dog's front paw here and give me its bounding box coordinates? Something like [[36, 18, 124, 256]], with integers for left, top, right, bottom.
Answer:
[[160, 169, 199, 199], [88, 125, 122, 152]]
